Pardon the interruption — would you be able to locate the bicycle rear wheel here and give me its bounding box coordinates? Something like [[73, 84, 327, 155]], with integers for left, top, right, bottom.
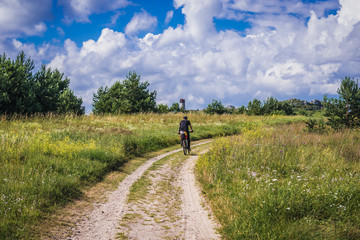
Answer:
[[183, 139, 188, 155]]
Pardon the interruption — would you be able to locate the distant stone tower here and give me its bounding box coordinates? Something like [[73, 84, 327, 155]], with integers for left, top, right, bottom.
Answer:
[[180, 99, 185, 111]]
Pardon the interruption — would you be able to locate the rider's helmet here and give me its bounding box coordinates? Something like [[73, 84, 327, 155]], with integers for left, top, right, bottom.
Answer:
[[183, 116, 188, 120]]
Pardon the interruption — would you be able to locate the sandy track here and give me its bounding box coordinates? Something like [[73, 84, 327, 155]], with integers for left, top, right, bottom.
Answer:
[[70, 148, 183, 240], [69, 141, 218, 240], [180, 154, 220, 239]]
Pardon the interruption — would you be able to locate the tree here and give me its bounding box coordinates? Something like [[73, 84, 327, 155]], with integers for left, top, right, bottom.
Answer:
[[204, 99, 225, 114], [156, 104, 170, 113], [262, 97, 279, 115], [246, 99, 262, 115], [57, 89, 84, 114], [262, 97, 294, 115], [324, 77, 360, 129], [278, 101, 294, 115], [169, 102, 180, 113], [235, 105, 246, 114], [92, 86, 111, 114], [33, 65, 83, 114], [0, 52, 36, 114], [92, 71, 157, 114], [0, 51, 83, 115]]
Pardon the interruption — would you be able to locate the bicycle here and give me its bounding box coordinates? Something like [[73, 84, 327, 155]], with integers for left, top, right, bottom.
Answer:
[[179, 130, 192, 155]]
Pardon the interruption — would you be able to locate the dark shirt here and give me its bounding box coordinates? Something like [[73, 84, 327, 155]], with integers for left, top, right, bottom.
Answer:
[[179, 120, 191, 132]]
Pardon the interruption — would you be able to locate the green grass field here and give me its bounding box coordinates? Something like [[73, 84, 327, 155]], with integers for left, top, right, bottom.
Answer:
[[196, 122, 360, 239], [2, 112, 300, 239]]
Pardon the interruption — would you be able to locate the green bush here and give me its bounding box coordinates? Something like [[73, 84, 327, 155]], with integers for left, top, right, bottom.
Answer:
[[304, 118, 327, 133]]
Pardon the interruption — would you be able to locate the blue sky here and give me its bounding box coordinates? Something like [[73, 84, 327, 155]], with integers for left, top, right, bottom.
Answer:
[[1, 0, 360, 112]]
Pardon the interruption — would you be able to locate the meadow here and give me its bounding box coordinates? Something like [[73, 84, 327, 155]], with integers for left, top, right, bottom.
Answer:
[[196, 122, 360, 239], [1, 112, 303, 239]]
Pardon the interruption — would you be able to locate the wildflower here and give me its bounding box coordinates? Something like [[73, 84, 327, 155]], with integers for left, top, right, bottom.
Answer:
[[338, 204, 346, 210], [250, 171, 257, 177], [286, 207, 290, 210], [271, 179, 278, 182]]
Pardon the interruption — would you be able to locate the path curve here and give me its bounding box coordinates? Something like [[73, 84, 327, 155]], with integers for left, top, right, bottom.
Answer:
[[69, 141, 215, 240]]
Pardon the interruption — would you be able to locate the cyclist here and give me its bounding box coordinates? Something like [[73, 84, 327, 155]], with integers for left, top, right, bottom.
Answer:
[[178, 116, 193, 151]]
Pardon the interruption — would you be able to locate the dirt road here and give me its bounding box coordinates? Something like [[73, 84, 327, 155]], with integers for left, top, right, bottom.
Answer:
[[69, 141, 220, 240]]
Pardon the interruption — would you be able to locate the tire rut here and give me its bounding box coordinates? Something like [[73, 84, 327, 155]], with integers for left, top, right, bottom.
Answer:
[[69, 141, 218, 240]]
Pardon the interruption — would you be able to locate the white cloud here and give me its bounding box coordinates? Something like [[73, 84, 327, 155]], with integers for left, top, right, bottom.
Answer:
[[338, 0, 360, 26], [59, 0, 131, 23], [174, 0, 221, 43], [47, 0, 360, 112], [125, 10, 158, 35], [0, 0, 50, 39], [110, 11, 123, 25], [6, 39, 61, 69], [223, 0, 339, 19], [165, 10, 174, 24], [48, 29, 130, 107], [57, 27, 65, 36]]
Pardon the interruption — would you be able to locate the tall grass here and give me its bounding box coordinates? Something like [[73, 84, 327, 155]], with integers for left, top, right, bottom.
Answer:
[[197, 123, 360, 239], [0, 112, 303, 239]]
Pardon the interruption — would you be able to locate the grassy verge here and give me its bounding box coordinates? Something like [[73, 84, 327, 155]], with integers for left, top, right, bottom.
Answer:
[[0, 113, 303, 239], [196, 123, 360, 239]]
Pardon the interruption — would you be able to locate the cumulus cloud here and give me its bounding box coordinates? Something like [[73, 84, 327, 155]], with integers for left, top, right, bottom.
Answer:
[[0, 0, 51, 39], [0, 0, 57, 61], [59, 0, 131, 23], [48, 28, 129, 105], [338, 0, 360, 26], [3, 39, 63, 70], [174, 0, 221, 43], [125, 10, 158, 35], [48, 0, 360, 112]]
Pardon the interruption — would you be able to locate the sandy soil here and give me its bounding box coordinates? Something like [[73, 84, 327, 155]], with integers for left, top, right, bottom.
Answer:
[[69, 141, 219, 240], [180, 154, 220, 239]]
